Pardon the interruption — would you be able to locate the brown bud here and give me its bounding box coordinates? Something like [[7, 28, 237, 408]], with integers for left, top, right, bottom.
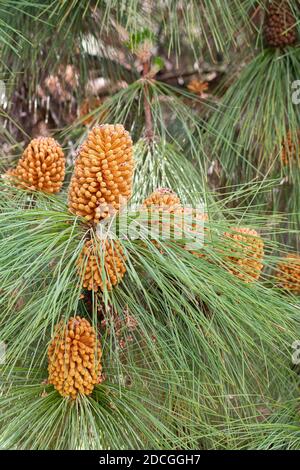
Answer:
[[264, 1, 297, 48]]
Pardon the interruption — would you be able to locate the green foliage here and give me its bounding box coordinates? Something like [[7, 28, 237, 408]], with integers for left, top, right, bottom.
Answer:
[[0, 0, 300, 451]]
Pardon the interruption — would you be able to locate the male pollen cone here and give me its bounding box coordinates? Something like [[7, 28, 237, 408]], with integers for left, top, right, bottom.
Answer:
[[142, 188, 207, 248], [281, 130, 300, 165], [143, 188, 181, 210], [77, 238, 126, 292], [6, 137, 65, 193], [142, 188, 182, 243], [223, 227, 264, 282], [276, 253, 300, 293], [68, 124, 134, 224], [187, 79, 209, 96], [48, 316, 102, 399], [264, 1, 297, 48]]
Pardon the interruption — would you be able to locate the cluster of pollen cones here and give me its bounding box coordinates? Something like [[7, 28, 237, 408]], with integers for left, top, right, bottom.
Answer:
[[4, 137, 65, 193], [142, 189, 264, 282], [281, 130, 300, 165], [77, 238, 126, 292], [276, 253, 300, 293], [68, 124, 134, 224], [142, 188, 207, 245], [69, 124, 133, 293], [48, 316, 102, 399], [48, 125, 133, 398], [6, 124, 288, 402], [223, 227, 264, 283]]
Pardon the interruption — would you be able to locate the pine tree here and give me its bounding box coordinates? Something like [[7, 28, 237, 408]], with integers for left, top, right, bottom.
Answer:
[[0, 1, 299, 450]]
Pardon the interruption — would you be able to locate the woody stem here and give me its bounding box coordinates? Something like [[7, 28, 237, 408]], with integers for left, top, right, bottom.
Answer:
[[142, 61, 154, 142]]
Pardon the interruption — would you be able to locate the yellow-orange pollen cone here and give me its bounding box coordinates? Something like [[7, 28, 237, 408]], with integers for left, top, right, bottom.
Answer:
[[77, 238, 126, 292], [223, 227, 264, 282], [143, 188, 181, 210], [142, 188, 207, 248], [142, 188, 183, 242], [6, 137, 65, 193], [281, 130, 300, 165], [276, 253, 300, 294], [48, 316, 102, 399], [187, 79, 209, 96], [68, 124, 133, 224]]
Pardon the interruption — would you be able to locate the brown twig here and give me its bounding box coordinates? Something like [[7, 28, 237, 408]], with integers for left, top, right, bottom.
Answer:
[[142, 61, 154, 142], [157, 69, 196, 82]]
